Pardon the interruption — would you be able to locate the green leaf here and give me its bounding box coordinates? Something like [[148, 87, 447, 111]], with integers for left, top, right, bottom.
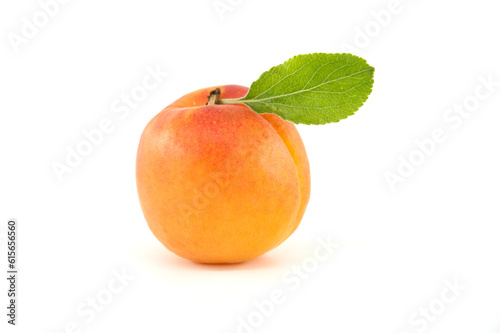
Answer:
[[220, 53, 375, 125]]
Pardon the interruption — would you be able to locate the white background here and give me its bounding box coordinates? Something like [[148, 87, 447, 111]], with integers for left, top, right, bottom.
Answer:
[[1, 0, 500, 332]]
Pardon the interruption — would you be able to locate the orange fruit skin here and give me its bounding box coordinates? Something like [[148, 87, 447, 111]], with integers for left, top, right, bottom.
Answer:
[[136, 85, 310, 263]]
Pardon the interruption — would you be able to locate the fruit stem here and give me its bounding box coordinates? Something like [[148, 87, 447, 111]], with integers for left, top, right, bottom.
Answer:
[[206, 88, 221, 105]]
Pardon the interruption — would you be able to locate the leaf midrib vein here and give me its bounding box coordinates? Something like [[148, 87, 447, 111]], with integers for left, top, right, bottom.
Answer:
[[241, 68, 373, 104]]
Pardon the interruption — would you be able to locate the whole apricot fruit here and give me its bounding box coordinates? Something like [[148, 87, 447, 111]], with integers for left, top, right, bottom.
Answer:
[[136, 85, 310, 263]]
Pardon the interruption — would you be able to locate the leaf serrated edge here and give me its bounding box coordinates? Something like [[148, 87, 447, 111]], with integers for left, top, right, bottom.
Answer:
[[220, 53, 375, 125]]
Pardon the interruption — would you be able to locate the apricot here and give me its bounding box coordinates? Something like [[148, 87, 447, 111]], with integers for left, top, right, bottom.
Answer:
[[136, 85, 310, 263]]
